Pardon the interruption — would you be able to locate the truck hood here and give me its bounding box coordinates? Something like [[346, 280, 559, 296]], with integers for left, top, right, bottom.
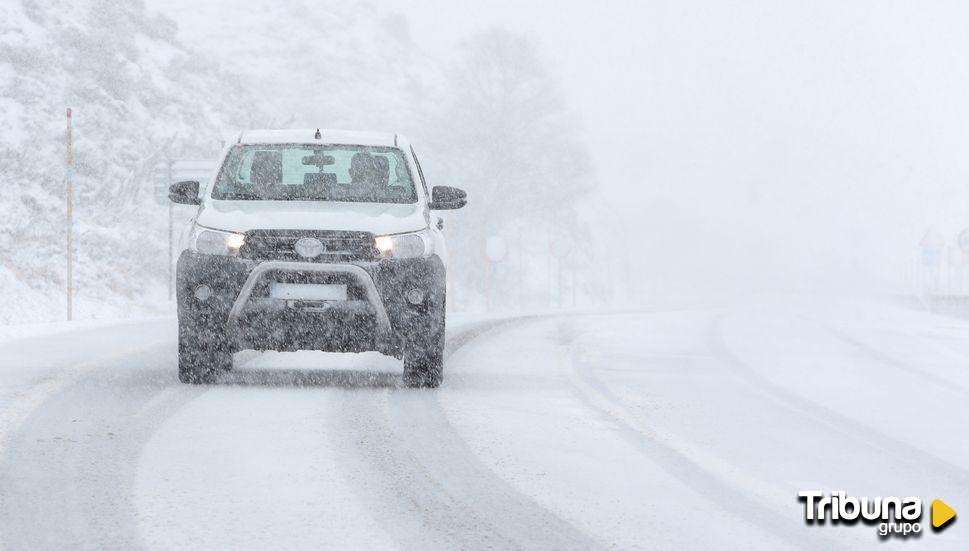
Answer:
[[197, 200, 427, 235]]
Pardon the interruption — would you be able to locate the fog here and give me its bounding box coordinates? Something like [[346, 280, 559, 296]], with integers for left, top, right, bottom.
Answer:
[[381, 0, 969, 297], [4, 4, 969, 547], [3, 0, 969, 321]]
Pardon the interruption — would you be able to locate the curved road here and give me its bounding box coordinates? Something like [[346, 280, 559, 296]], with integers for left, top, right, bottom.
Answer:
[[0, 297, 967, 550]]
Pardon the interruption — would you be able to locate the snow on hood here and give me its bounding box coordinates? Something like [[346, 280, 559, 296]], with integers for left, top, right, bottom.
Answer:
[[196, 200, 427, 235]]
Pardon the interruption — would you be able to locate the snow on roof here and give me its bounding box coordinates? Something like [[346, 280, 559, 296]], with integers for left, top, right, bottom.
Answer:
[[237, 129, 399, 147]]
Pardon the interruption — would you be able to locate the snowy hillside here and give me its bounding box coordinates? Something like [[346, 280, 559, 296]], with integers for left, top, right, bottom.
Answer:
[[146, 0, 436, 132], [0, 0, 259, 322], [1, 0, 600, 323], [146, 0, 604, 310]]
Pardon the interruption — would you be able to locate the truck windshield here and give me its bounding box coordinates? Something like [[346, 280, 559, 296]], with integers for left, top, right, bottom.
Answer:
[[212, 144, 417, 203]]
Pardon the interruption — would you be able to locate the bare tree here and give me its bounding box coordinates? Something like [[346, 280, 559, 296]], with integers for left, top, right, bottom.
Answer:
[[424, 28, 595, 309]]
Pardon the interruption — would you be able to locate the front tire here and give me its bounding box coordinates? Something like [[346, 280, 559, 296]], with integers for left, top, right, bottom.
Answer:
[[178, 314, 232, 384], [403, 346, 444, 388], [403, 296, 446, 388]]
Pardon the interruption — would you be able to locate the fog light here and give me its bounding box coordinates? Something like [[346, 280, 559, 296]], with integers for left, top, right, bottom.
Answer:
[[194, 284, 213, 301], [405, 288, 425, 305]]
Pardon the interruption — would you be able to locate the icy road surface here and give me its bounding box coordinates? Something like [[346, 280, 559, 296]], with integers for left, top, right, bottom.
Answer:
[[0, 296, 966, 550]]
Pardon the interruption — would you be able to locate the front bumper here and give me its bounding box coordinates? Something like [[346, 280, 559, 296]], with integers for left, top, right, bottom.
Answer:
[[226, 261, 392, 334], [176, 251, 445, 356]]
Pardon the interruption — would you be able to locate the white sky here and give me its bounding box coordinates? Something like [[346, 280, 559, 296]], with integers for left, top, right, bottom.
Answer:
[[374, 0, 969, 294], [373, 0, 654, 194], [147, 0, 969, 295]]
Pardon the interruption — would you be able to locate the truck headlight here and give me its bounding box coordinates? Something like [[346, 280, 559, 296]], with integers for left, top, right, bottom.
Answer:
[[190, 225, 245, 256], [374, 230, 430, 259]]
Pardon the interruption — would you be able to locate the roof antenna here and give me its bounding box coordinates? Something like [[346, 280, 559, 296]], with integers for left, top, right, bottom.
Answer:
[[314, 129, 322, 140]]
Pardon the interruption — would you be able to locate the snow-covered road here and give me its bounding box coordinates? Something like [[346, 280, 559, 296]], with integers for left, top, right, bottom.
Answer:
[[0, 296, 966, 550]]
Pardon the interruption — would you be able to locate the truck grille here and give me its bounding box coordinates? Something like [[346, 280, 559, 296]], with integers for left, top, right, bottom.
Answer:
[[241, 230, 377, 262]]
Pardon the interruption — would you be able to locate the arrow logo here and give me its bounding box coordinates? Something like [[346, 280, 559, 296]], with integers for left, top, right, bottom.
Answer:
[[931, 499, 956, 529]]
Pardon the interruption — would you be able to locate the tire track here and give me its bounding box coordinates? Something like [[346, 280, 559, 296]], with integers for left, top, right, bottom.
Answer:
[[810, 318, 969, 396], [708, 313, 969, 490], [0, 316, 552, 551], [0, 341, 206, 551], [556, 318, 847, 551], [0, 341, 166, 462], [326, 316, 602, 551]]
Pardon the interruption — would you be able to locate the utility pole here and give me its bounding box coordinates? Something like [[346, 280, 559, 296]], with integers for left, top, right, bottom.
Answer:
[[66, 108, 74, 321]]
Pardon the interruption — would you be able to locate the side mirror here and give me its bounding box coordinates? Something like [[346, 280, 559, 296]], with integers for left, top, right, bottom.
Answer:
[[428, 186, 467, 210], [169, 181, 201, 205]]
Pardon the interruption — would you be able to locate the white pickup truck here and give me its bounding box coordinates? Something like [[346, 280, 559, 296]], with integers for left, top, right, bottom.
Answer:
[[168, 129, 467, 387]]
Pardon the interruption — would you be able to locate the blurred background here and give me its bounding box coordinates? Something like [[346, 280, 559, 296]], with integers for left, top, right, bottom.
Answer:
[[2, 0, 969, 323]]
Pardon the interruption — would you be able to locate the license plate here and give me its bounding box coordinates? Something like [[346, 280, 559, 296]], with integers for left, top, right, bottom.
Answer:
[[269, 283, 347, 301]]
